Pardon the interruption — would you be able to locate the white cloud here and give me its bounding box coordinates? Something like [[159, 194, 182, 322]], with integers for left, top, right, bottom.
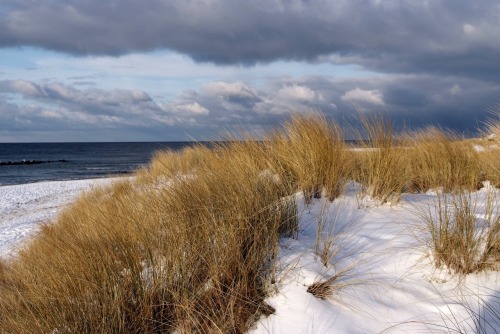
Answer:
[[448, 84, 462, 95], [205, 81, 258, 99], [183, 102, 210, 115], [45, 83, 75, 99], [104, 89, 151, 103], [129, 90, 151, 101], [341, 87, 384, 106], [252, 83, 329, 115], [277, 84, 323, 102], [463, 23, 477, 36], [39, 109, 63, 119], [10, 80, 43, 97], [172, 102, 209, 115]]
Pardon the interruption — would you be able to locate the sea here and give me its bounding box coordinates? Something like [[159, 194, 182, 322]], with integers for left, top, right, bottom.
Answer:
[[0, 142, 196, 186]]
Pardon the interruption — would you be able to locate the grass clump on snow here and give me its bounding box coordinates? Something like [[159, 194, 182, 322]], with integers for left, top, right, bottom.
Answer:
[[405, 127, 483, 192], [416, 188, 499, 276], [478, 108, 500, 188], [401, 110, 500, 276], [351, 115, 409, 204], [271, 113, 350, 203]]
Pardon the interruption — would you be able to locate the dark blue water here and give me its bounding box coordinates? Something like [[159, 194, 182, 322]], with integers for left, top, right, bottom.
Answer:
[[0, 142, 195, 186]]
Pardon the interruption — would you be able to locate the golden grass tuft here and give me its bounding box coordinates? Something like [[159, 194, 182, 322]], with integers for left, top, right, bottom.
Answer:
[[271, 113, 350, 203], [307, 273, 341, 300], [351, 115, 409, 204], [479, 149, 500, 188], [136, 143, 213, 184], [416, 189, 499, 276], [484, 106, 500, 141], [478, 109, 500, 187], [405, 127, 483, 192]]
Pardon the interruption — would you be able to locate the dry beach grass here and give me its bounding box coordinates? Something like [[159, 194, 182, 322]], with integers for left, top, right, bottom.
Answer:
[[0, 113, 499, 333]]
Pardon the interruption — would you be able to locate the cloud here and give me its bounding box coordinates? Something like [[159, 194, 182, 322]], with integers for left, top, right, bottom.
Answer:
[[205, 82, 257, 98], [1, 73, 499, 142], [204, 81, 261, 110], [341, 88, 385, 106], [1, 80, 170, 127], [463, 23, 477, 36], [0, 0, 499, 83], [253, 82, 329, 115], [9, 80, 41, 97], [171, 102, 209, 116], [277, 84, 323, 102], [449, 84, 463, 95]]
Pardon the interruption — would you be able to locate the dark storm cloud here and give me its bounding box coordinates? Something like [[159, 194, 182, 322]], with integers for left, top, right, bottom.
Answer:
[[1, 0, 500, 81]]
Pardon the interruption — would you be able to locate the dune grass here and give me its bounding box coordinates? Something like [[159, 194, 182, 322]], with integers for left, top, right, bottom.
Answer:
[[405, 113, 499, 277], [405, 127, 483, 193], [478, 109, 500, 188], [270, 113, 350, 203], [416, 188, 499, 276], [0, 144, 297, 333], [0, 113, 499, 333], [350, 115, 409, 204]]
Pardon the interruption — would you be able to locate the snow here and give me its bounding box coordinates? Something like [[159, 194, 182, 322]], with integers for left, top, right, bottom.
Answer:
[[251, 184, 499, 334], [474, 144, 487, 152], [0, 178, 115, 258], [483, 133, 497, 142], [0, 178, 498, 333]]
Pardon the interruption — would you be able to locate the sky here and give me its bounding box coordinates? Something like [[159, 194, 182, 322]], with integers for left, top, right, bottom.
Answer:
[[1, 0, 499, 142]]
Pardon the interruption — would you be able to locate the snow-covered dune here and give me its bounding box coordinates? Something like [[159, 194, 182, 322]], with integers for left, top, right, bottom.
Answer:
[[1, 179, 498, 333], [251, 185, 499, 333]]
